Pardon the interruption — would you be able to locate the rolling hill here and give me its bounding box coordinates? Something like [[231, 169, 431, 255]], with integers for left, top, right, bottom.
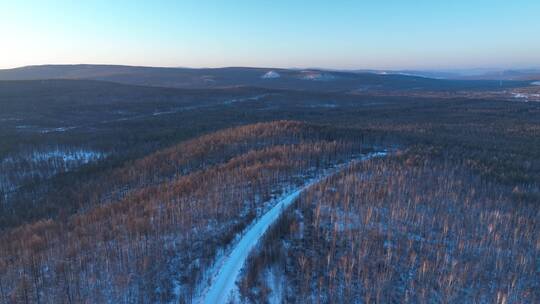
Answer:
[[0, 75, 538, 303], [0, 64, 530, 92]]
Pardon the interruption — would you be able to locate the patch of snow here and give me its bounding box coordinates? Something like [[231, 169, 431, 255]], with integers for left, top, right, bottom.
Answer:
[[179, 246, 229, 304], [1, 149, 107, 169], [223, 94, 272, 105], [0, 148, 107, 194], [152, 109, 179, 116], [261, 71, 280, 79], [40, 126, 77, 133], [300, 71, 336, 81], [531, 81, 540, 86], [512, 93, 529, 101], [28, 149, 106, 163], [201, 75, 216, 83], [383, 240, 394, 249], [394, 72, 434, 79], [265, 267, 284, 304], [308, 103, 337, 108]]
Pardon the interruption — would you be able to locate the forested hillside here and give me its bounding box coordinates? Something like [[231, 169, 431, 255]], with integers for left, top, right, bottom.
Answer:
[[242, 153, 539, 303], [1, 77, 539, 304], [0, 121, 375, 303], [3, 1, 540, 303]]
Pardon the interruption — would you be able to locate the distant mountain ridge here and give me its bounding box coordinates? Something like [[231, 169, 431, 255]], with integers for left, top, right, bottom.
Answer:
[[0, 64, 531, 91]]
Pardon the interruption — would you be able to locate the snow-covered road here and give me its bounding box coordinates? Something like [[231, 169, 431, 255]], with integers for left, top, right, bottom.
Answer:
[[201, 151, 387, 304], [202, 187, 304, 304]]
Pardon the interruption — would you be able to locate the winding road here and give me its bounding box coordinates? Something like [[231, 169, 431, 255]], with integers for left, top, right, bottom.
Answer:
[[201, 151, 387, 304]]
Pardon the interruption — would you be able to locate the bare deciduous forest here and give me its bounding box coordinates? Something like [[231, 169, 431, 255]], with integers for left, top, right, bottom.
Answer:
[[241, 155, 539, 303], [0, 121, 375, 303], [0, 69, 539, 303], [3, 0, 540, 301]]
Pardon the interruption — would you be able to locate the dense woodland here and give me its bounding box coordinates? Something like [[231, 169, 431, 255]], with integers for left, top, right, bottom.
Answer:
[[241, 154, 539, 303], [0, 77, 539, 303], [0, 121, 372, 303], [0, 121, 371, 228]]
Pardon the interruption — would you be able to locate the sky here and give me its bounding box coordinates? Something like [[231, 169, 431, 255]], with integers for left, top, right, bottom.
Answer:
[[1, 0, 539, 70]]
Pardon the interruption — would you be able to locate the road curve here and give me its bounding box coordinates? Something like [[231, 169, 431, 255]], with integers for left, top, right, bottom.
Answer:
[[201, 151, 387, 304]]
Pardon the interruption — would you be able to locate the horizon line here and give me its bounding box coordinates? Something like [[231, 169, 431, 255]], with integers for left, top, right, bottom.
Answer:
[[2, 63, 540, 73]]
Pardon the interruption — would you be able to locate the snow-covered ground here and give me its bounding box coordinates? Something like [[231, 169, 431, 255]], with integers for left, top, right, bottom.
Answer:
[[200, 151, 387, 304], [202, 187, 305, 304], [265, 267, 285, 304], [510, 91, 540, 102], [512, 92, 529, 101], [1, 149, 106, 165], [261, 71, 280, 79], [0, 148, 107, 194]]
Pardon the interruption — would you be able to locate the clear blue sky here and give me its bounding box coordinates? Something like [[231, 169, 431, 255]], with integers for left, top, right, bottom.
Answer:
[[1, 0, 539, 70]]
